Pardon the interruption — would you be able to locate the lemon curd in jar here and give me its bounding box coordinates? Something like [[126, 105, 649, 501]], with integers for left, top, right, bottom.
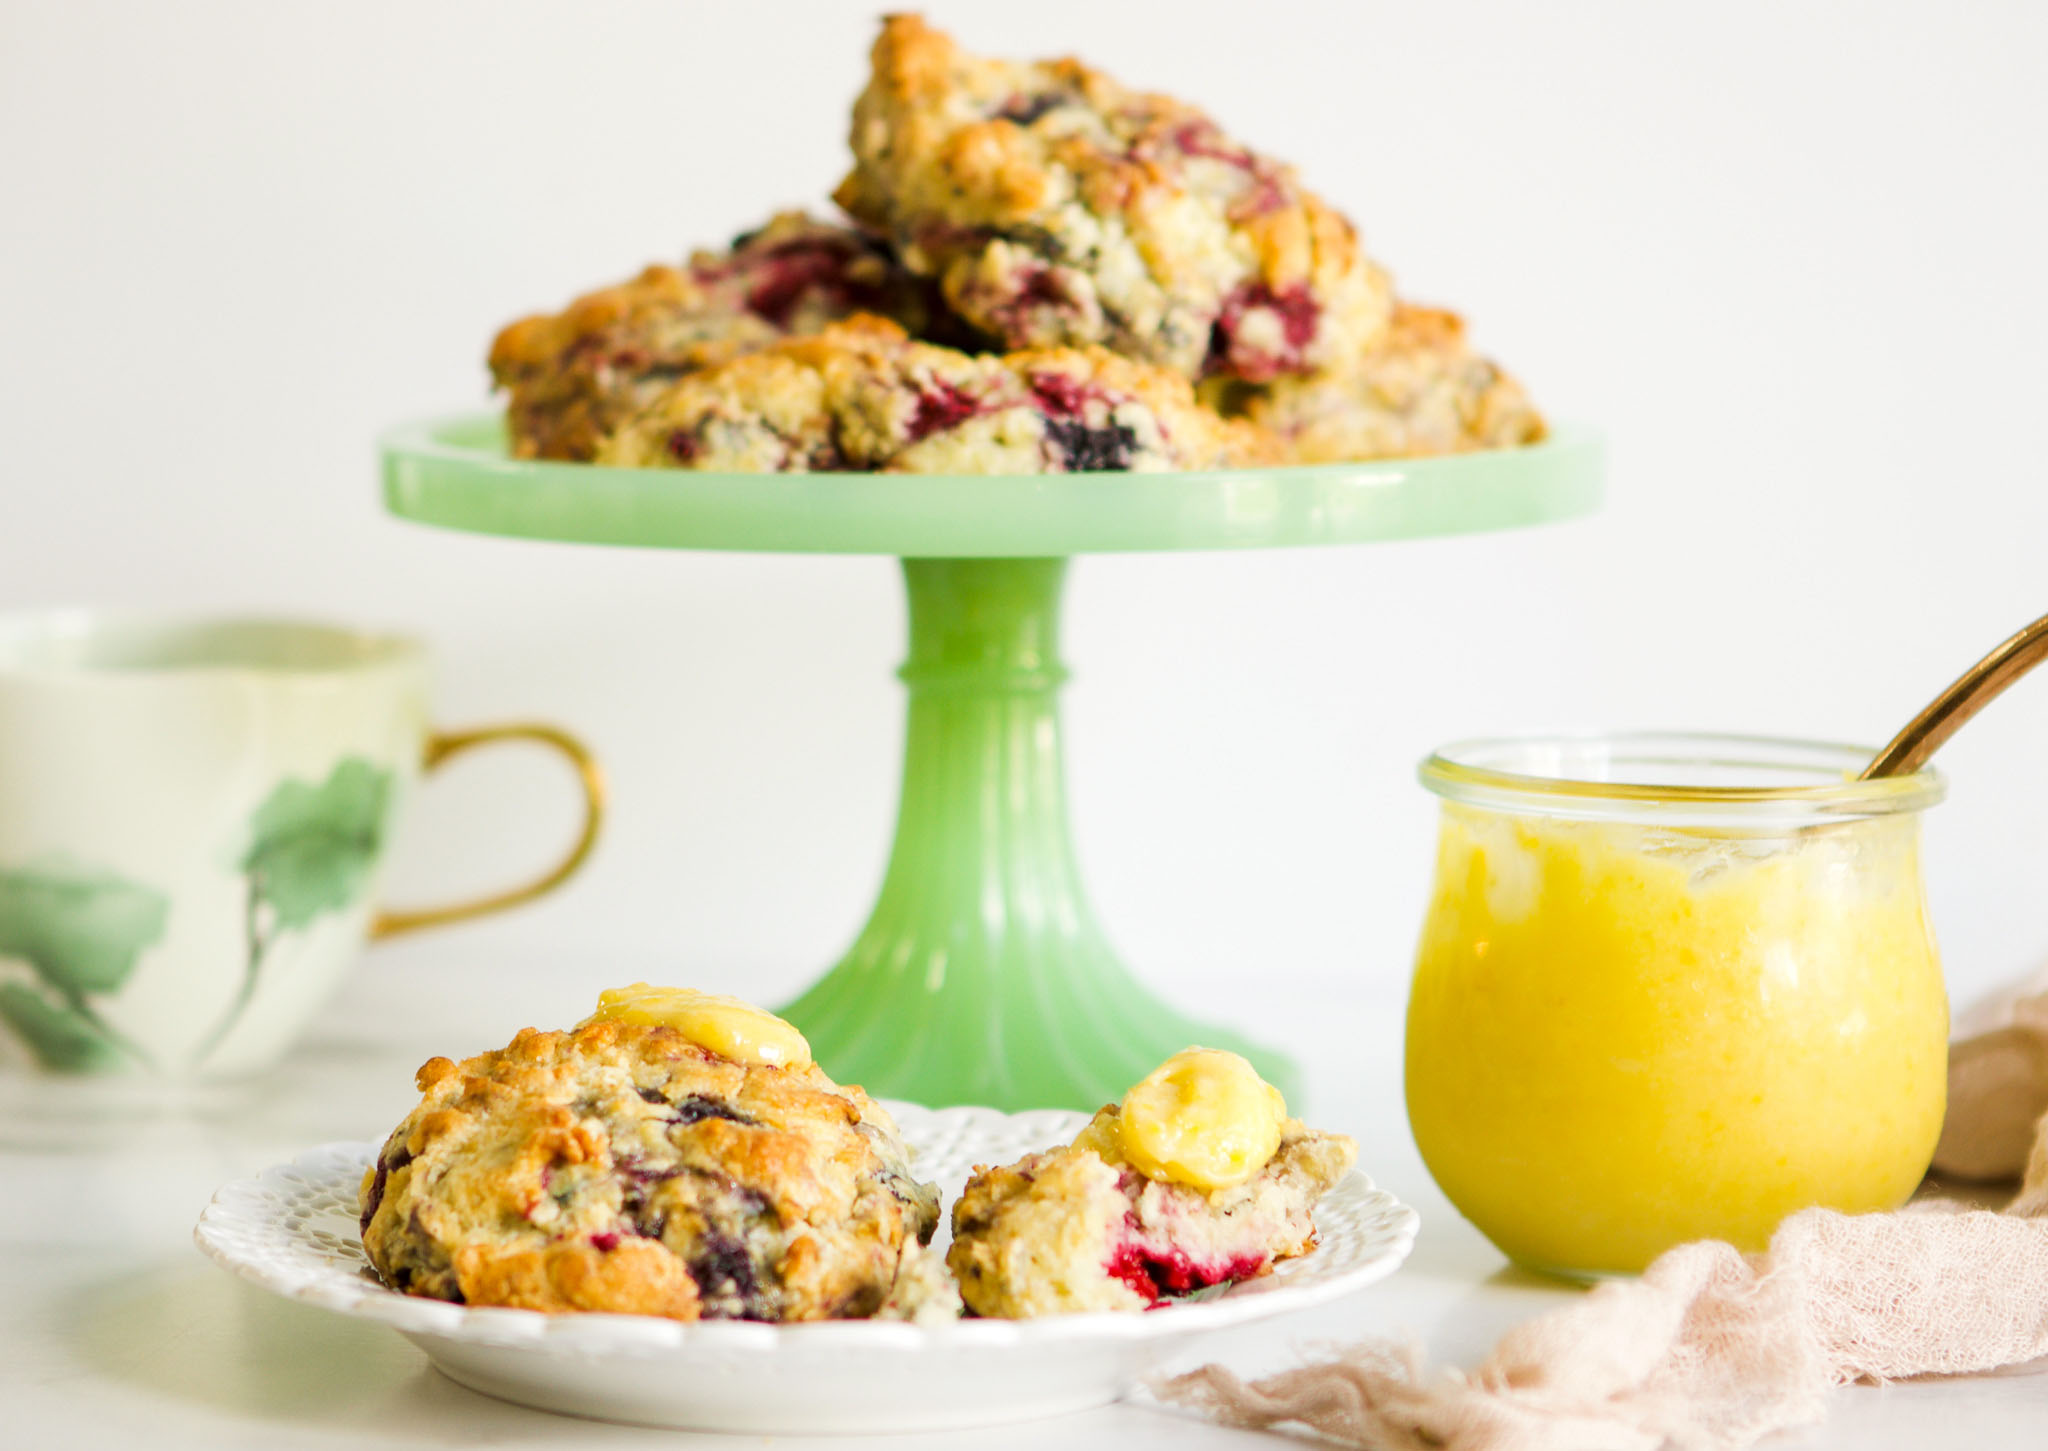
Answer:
[[1405, 734, 1949, 1278]]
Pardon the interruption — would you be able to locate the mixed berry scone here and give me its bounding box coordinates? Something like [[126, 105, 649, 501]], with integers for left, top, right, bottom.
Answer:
[[947, 1048, 1356, 1316], [834, 15, 1392, 385], [489, 212, 950, 461], [1212, 302, 1547, 463], [358, 985, 958, 1323], [595, 316, 1276, 473]]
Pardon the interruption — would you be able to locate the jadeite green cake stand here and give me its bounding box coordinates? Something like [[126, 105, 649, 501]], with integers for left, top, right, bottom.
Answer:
[[382, 415, 1603, 1110]]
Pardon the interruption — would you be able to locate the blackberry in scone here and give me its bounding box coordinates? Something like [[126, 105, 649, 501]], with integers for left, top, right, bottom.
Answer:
[[835, 15, 1393, 385], [594, 316, 1277, 474], [489, 212, 949, 461], [358, 985, 958, 1322], [1211, 301, 1546, 462], [947, 1048, 1356, 1317]]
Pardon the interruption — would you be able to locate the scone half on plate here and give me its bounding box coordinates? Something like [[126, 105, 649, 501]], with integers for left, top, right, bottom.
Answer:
[[358, 985, 958, 1323], [947, 1047, 1357, 1316]]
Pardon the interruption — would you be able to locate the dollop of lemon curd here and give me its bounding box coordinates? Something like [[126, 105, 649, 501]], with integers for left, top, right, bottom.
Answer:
[[1092, 1047, 1289, 1192], [582, 984, 812, 1069], [1406, 806, 1948, 1277]]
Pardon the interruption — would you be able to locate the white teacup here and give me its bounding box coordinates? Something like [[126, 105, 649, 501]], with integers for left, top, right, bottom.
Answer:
[[0, 613, 603, 1079]]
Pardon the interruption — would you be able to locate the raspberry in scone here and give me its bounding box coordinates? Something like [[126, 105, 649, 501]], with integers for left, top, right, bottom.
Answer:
[[489, 212, 948, 461], [358, 985, 958, 1323], [834, 15, 1392, 385], [1212, 302, 1546, 463], [946, 1048, 1357, 1317], [595, 317, 1277, 474]]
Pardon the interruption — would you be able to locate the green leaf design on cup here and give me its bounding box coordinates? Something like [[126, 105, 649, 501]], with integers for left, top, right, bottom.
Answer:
[[244, 758, 394, 931], [0, 983, 125, 1072], [192, 757, 395, 1066], [0, 863, 170, 1072]]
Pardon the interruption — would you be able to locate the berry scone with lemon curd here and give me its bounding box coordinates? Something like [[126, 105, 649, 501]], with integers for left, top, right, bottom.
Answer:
[[835, 15, 1392, 386], [947, 1048, 1356, 1316], [490, 212, 952, 461], [596, 316, 1276, 473], [1210, 301, 1547, 462], [358, 985, 959, 1322]]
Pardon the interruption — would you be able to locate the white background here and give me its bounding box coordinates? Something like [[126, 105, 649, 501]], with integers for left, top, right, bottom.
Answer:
[[4, 0, 2047, 1049]]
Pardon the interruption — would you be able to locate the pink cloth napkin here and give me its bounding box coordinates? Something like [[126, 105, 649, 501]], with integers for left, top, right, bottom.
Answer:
[[1156, 977, 2048, 1451]]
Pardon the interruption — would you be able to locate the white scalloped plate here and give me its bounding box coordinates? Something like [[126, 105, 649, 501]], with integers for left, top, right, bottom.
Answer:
[[194, 1103, 1417, 1433]]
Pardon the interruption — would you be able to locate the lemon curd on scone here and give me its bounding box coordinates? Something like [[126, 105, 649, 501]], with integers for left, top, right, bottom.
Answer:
[[947, 1048, 1356, 1316], [358, 985, 959, 1322]]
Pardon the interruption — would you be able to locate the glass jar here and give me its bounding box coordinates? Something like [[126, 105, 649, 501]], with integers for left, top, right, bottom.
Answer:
[[1405, 733, 1948, 1279]]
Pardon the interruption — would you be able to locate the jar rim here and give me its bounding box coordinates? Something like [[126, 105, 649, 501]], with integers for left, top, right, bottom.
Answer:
[[1419, 731, 1944, 819]]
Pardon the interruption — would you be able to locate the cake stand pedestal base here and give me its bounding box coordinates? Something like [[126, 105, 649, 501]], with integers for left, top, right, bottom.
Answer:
[[779, 558, 1298, 1110]]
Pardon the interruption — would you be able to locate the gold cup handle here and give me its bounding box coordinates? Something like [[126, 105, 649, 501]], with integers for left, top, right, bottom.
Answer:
[[371, 722, 606, 939]]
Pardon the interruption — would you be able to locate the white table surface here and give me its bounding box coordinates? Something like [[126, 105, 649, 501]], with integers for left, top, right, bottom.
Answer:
[[2, 942, 2042, 1450]]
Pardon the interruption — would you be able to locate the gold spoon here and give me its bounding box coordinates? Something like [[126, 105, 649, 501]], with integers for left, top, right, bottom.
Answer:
[[1861, 612, 2048, 779]]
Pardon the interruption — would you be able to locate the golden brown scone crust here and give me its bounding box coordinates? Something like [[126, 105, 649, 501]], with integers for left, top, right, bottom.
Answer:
[[946, 1106, 1356, 1317], [489, 212, 948, 461], [1213, 302, 1546, 462], [595, 316, 1277, 474], [358, 1017, 951, 1321], [835, 15, 1391, 384]]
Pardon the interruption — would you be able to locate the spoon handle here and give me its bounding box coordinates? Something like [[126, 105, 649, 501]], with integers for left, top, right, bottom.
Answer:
[[1862, 611, 2048, 779]]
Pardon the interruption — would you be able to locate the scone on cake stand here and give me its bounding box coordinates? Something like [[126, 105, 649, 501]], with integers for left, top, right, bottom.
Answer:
[[380, 414, 1601, 1110]]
